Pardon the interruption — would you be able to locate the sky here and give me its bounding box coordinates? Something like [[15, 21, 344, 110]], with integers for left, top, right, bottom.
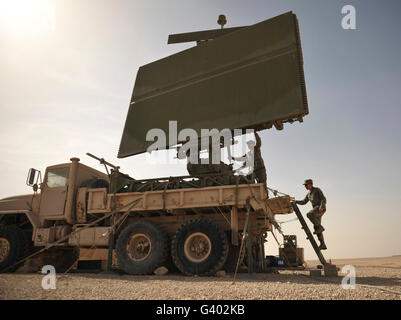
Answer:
[[0, 0, 400, 260]]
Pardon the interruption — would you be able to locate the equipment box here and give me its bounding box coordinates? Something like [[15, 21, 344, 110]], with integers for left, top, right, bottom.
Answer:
[[279, 247, 304, 266]]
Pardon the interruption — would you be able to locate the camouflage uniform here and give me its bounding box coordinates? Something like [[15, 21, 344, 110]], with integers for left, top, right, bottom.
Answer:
[[253, 133, 267, 184], [296, 181, 327, 248], [233, 133, 267, 184]]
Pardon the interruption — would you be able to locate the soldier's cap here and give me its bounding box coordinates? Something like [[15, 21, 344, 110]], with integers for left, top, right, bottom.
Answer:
[[247, 140, 256, 146], [303, 179, 313, 185]]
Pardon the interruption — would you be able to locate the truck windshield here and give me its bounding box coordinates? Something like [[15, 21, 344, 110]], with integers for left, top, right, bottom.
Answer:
[[46, 168, 69, 188]]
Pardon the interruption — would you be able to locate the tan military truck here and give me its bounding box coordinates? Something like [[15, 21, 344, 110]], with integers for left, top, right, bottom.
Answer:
[[0, 156, 292, 275], [0, 12, 309, 275]]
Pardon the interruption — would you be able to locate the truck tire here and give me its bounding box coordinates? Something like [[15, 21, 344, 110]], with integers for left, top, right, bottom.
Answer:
[[163, 254, 180, 274], [116, 221, 169, 275], [15, 228, 30, 258], [171, 218, 229, 276], [0, 225, 27, 272]]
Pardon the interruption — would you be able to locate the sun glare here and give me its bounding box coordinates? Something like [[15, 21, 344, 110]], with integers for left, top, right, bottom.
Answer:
[[0, 0, 56, 38]]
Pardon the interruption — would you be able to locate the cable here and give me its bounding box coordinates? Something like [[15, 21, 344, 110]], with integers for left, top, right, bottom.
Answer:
[[277, 217, 299, 226]]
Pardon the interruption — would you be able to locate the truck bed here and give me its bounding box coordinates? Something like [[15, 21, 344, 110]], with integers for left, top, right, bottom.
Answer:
[[85, 183, 293, 216]]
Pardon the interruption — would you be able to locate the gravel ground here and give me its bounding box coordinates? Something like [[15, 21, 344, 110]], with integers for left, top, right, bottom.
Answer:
[[1, 257, 400, 300]]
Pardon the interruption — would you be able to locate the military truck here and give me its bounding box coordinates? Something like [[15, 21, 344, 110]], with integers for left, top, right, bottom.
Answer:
[[0, 12, 308, 275], [0, 156, 293, 275]]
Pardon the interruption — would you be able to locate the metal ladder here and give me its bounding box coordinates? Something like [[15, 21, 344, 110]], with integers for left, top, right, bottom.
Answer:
[[291, 203, 327, 265]]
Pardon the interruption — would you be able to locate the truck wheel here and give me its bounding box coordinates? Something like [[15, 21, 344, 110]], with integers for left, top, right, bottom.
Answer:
[[0, 225, 26, 272], [15, 228, 30, 258], [116, 221, 169, 275], [163, 254, 180, 274], [171, 218, 228, 275]]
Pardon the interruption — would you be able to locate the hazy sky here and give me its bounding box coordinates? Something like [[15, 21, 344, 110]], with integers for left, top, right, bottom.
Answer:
[[0, 0, 400, 260]]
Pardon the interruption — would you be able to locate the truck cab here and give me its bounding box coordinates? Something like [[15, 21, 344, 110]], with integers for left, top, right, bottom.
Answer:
[[0, 158, 108, 271], [37, 158, 108, 225], [0, 158, 108, 226]]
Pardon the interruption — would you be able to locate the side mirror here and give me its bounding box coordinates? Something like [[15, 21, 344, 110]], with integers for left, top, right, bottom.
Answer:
[[27, 168, 37, 186], [26, 168, 42, 190]]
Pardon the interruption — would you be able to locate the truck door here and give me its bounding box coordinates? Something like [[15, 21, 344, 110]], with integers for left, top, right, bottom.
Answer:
[[39, 167, 69, 219]]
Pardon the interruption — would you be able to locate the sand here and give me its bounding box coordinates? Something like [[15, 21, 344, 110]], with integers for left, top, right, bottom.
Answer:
[[0, 256, 400, 300]]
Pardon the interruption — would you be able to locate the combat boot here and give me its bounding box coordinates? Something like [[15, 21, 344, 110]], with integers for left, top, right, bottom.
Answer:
[[317, 233, 327, 250], [313, 225, 325, 234]]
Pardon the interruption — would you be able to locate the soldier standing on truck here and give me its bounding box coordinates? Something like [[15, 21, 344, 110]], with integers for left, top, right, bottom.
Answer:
[[296, 179, 327, 250], [231, 132, 267, 184]]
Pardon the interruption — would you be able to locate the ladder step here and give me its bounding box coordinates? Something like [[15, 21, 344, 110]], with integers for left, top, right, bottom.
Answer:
[[292, 203, 327, 266]]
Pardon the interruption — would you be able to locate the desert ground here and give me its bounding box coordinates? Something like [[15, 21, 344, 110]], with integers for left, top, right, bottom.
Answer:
[[0, 256, 400, 300]]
